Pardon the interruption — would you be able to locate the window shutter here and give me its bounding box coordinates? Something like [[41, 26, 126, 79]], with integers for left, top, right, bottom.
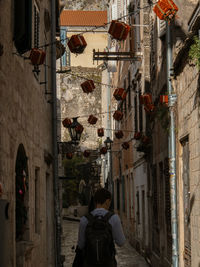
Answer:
[[14, 0, 32, 54], [112, 4, 118, 20], [158, 19, 166, 38]]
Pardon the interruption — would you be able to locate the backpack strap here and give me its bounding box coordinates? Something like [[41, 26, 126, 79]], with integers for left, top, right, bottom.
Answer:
[[103, 211, 114, 222], [85, 213, 95, 223]]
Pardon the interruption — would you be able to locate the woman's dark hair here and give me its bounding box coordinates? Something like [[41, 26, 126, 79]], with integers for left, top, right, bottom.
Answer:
[[94, 188, 111, 204]]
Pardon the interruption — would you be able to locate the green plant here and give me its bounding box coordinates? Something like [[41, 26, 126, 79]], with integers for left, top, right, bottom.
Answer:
[[189, 36, 200, 69], [155, 104, 169, 130]]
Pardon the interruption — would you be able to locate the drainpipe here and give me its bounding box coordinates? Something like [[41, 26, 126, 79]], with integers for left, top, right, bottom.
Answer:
[[166, 22, 179, 267], [51, 2, 61, 267]]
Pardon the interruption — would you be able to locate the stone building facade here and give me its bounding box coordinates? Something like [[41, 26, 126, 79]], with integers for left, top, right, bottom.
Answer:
[[0, 0, 61, 266], [58, 10, 108, 152]]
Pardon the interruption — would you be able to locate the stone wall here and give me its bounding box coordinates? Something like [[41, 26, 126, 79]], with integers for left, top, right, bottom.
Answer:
[[0, 0, 56, 266]]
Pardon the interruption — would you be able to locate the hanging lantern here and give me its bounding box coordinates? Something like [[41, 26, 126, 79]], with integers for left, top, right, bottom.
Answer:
[[153, 0, 178, 21], [97, 128, 104, 137], [141, 136, 150, 145], [67, 34, 87, 54], [75, 124, 84, 134], [144, 104, 155, 113], [81, 80, 95, 94], [30, 48, 46, 65], [134, 132, 142, 140], [62, 118, 72, 128], [66, 152, 73, 159], [68, 117, 83, 144], [122, 142, 130, 150], [100, 147, 107, 155], [108, 20, 130, 41], [88, 115, 98, 125], [113, 88, 127, 101], [115, 130, 124, 139], [160, 95, 168, 104], [113, 110, 123, 121], [143, 94, 153, 105], [83, 150, 90, 158]]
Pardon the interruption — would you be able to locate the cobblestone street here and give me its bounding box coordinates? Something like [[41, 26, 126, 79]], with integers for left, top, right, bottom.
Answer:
[[61, 219, 149, 267]]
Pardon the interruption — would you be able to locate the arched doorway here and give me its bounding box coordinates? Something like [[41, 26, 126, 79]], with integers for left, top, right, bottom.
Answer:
[[15, 144, 29, 242]]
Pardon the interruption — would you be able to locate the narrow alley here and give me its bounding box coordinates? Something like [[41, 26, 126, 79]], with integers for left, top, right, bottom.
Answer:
[[61, 219, 149, 267]]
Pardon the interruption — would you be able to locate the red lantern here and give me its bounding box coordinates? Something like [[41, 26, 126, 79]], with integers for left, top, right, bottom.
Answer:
[[97, 128, 104, 137], [134, 132, 142, 140], [83, 150, 90, 158], [30, 48, 46, 65], [142, 136, 150, 145], [122, 142, 130, 150], [113, 110, 123, 121], [153, 0, 178, 21], [115, 130, 124, 139], [62, 118, 72, 128], [75, 124, 84, 134], [100, 147, 107, 155], [144, 104, 155, 113], [113, 88, 127, 101], [81, 80, 95, 94], [143, 94, 152, 105], [88, 115, 98, 125], [67, 35, 87, 54], [66, 153, 73, 159], [108, 20, 130, 41], [160, 95, 168, 104]]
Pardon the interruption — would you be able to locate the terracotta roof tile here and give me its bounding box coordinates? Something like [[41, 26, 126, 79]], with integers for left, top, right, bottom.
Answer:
[[60, 10, 107, 26]]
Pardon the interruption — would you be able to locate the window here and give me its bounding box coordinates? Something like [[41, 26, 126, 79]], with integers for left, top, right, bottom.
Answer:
[[14, 0, 32, 54], [123, 79, 127, 117], [136, 191, 140, 224], [34, 3, 40, 48], [134, 94, 138, 132], [33, 2, 40, 76], [128, 71, 131, 109]]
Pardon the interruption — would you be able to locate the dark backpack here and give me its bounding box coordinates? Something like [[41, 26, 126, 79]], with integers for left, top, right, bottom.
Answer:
[[84, 212, 115, 266]]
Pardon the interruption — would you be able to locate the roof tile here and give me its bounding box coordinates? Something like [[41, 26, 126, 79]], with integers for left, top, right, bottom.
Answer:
[[60, 10, 107, 26]]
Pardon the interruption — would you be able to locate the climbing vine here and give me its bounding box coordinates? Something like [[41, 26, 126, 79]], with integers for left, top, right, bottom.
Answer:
[[189, 35, 200, 69]]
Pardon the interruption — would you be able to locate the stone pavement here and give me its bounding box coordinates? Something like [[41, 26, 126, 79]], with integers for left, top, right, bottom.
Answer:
[[61, 218, 149, 267]]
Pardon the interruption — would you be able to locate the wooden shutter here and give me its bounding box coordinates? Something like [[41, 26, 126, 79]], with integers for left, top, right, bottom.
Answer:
[[182, 139, 191, 267], [14, 0, 32, 54]]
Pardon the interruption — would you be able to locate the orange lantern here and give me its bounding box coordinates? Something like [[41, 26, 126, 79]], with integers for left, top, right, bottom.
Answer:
[[143, 94, 152, 105], [67, 35, 87, 54], [81, 80, 95, 94], [153, 0, 178, 21], [88, 115, 98, 125], [113, 88, 127, 101], [75, 124, 84, 134], [115, 130, 124, 139], [62, 118, 72, 128], [122, 142, 130, 150], [30, 48, 46, 65], [144, 104, 155, 113], [134, 132, 142, 140], [66, 153, 73, 159], [97, 128, 104, 137], [113, 110, 123, 121], [100, 147, 107, 155], [142, 136, 150, 145], [83, 150, 90, 158], [160, 95, 168, 104], [108, 20, 130, 41]]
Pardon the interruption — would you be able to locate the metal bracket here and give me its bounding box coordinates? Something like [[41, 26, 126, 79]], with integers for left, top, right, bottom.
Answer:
[[168, 94, 177, 106]]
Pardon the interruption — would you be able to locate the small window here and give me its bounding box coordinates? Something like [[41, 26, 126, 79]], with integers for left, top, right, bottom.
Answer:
[[14, 0, 32, 54]]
